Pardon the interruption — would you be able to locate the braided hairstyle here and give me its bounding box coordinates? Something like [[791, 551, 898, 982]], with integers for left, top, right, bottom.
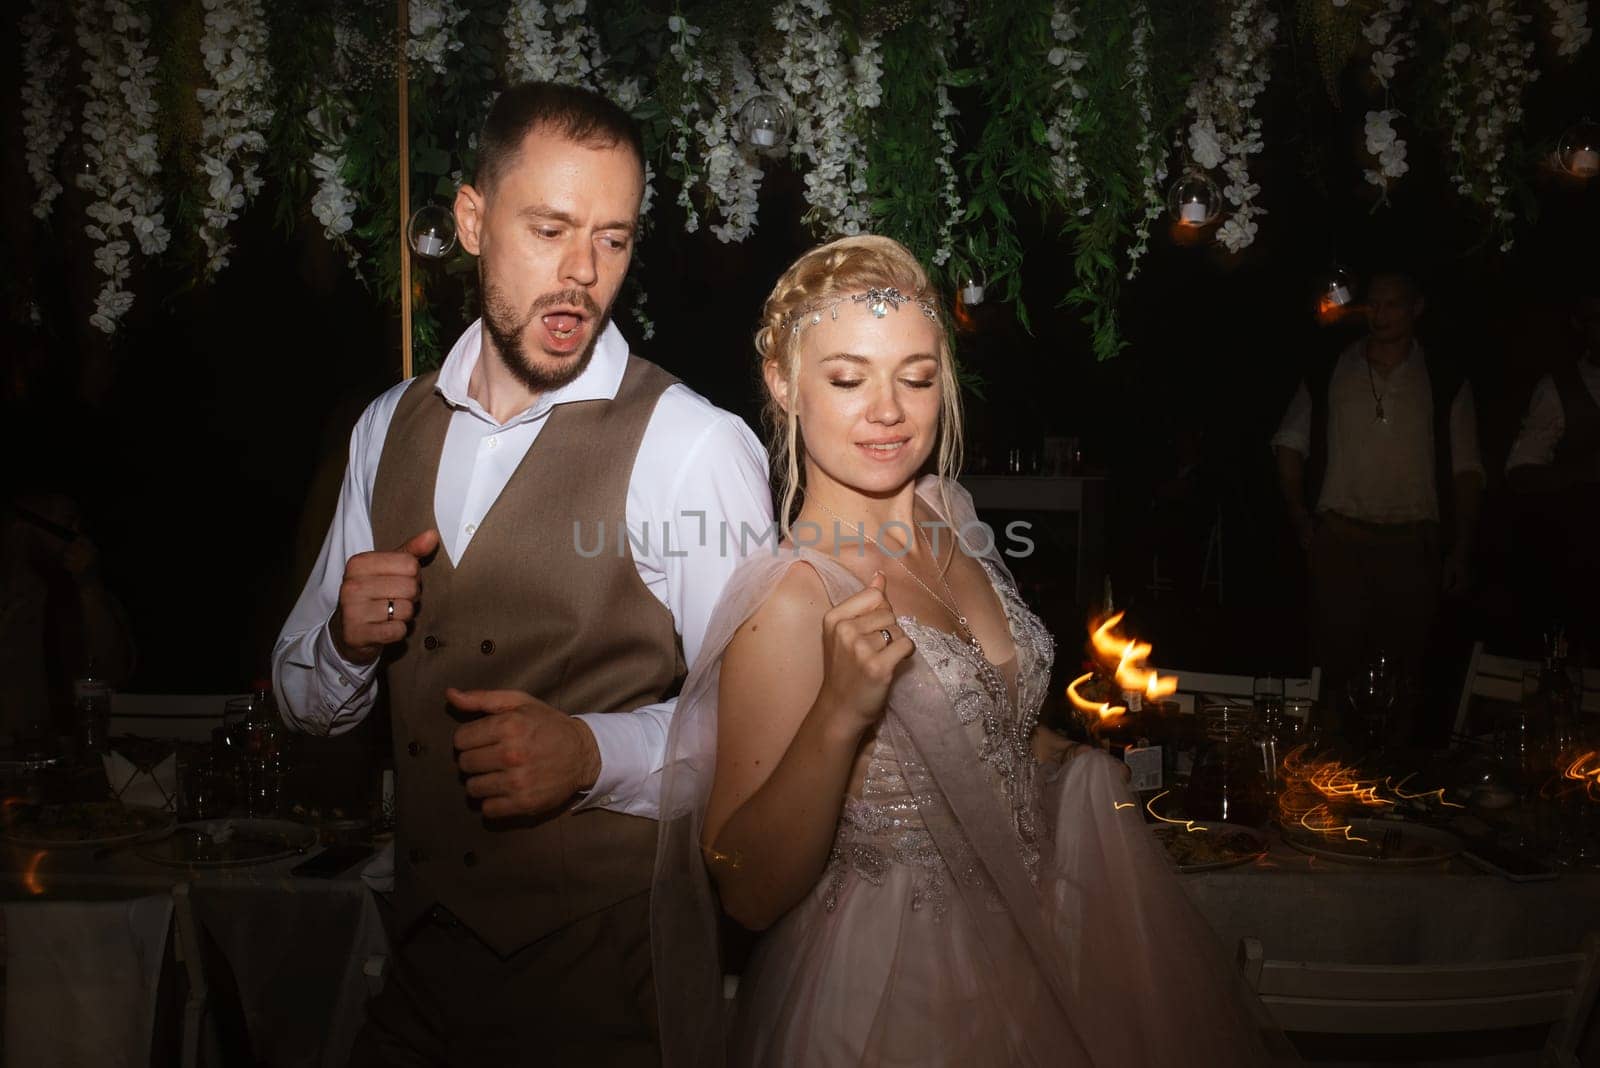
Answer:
[[754, 235, 963, 534]]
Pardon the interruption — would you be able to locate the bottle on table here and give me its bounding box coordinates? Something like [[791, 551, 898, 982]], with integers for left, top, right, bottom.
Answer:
[[241, 679, 287, 818], [72, 661, 112, 760]]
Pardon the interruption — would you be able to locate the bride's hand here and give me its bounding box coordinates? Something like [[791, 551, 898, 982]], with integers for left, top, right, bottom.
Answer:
[[816, 573, 915, 733]]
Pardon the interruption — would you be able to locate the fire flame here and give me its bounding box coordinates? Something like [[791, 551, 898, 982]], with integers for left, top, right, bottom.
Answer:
[[22, 850, 46, 895], [1067, 671, 1126, 724], [1563, 751, 1600, 801], [1275, 745, 1464, 843], [1145, 789, 1209, 833], [1090, 613, 1179, 702]]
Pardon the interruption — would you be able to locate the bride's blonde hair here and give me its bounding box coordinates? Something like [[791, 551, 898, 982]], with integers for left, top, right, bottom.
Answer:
[[755, 235, 964, 533]]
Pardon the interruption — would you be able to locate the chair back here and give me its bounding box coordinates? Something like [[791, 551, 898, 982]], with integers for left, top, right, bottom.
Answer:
[[1163, 668, 1321, 717], [110, 693, 247, 743], [1454, 643, 1600, 741], [1239, 934, 1600, 1065]]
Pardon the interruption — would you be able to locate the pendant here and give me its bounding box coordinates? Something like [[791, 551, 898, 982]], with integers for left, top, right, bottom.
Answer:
[[1375, 401, 1388, 424]]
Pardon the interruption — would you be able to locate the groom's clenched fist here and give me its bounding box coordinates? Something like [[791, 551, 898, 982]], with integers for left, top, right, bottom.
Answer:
[[330, 529, 439, 664], [447, 688, 602, 818]]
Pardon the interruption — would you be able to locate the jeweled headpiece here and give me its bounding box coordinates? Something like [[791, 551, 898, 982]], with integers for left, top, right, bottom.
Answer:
[[780, 287, 940, 336]]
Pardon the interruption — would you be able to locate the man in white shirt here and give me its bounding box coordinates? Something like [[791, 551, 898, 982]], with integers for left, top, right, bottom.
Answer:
[[1505, 289, 1600, 643], [272, 83, 771, 1066], [1273, 271, 1484, 746]]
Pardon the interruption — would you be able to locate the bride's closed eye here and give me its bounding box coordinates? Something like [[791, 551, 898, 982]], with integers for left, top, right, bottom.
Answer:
[[826, 378, 935, 390]]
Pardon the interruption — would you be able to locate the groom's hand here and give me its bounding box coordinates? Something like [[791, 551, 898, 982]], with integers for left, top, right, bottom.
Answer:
[[446, 688, 602, 818]]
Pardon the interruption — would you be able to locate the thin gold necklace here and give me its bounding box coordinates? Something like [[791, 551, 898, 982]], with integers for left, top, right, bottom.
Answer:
[[812, 499, 985, 659]]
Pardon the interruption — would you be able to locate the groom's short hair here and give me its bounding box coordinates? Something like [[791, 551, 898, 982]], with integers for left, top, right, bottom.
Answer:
[[475, 81, 644, 192]]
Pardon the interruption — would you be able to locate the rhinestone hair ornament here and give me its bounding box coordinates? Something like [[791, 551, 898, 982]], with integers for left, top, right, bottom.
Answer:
[[781, 287, 940, 336]]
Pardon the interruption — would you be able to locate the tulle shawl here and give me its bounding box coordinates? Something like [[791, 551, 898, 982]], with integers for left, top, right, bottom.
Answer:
[[651, 478, 1282, 1067]]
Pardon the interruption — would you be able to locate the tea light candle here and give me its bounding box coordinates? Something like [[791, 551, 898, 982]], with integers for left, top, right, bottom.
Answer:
[[750, 127, 777, 148], [1569, 148, 1600, 177], [416, 232, 445, 258], [1180, 200, 1208, 225]]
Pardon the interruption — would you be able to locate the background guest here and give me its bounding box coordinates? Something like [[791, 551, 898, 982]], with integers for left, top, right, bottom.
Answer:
[[1272, 269, 1484, 747]]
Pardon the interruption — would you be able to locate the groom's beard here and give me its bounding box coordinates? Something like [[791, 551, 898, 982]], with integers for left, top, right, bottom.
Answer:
[[481, 279, 609, 394]]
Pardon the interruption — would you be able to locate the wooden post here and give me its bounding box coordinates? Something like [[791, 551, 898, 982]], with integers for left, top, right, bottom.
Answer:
[[397, 0, 413, 380]]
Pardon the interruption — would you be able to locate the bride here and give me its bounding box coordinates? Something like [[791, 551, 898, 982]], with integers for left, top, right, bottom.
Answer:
[[653, 235, 1278, 1066]]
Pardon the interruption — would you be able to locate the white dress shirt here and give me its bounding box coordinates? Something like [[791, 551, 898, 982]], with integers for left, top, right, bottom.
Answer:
[[1505, 358, 1600, 478], [1272, 341, 1483, 523], [271, 319, 773, 819]]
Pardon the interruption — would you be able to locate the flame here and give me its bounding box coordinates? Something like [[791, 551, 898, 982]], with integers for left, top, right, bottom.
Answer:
[[1145, 789, 1210, 833], [1276, 745, 1387, 843], [952, 289, 977, 333], [1089, 613, 1178, 701], [1316, 296, 1362, 326], [1067, 671, 1126, 724], [22, 850, 46, 895], [1564, 751, 1600, 801]]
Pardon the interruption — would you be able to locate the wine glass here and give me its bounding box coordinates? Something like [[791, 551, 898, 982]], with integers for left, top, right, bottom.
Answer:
[[1348, 654, 1396, 754]]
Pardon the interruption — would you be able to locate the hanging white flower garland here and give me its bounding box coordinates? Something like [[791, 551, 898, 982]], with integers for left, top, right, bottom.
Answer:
[[76, 0, 171, 335], [698, 43, 767, 243], [771, 0, 877, 235], [1547, 0, 1592, 56], [929, 0, 963, 268], [1044, 0, 1091, 213], [664, 16, 767, 243], [1184, 0, 1276, 254], [1125, 2, 1166, 280], [308, 100, 362, 269], [1361, 0, 1412, 197], [20, 0, 73, 221], [408, 0, 467, 75], [195, 0, 275, 277]]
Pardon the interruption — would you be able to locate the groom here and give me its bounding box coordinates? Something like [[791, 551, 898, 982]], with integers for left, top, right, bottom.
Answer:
[[272, 82, 771, 1065]]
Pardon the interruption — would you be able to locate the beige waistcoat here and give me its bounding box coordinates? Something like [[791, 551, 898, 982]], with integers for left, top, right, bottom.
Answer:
[[371, 355, 683, 955]]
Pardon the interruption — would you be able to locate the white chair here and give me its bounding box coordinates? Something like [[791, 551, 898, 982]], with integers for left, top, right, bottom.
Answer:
[[1162, 668, 1321, 718], [110, 693, 247, 743], [1238, 934, 1600, 1066], [1454, 643, 1600, 743]]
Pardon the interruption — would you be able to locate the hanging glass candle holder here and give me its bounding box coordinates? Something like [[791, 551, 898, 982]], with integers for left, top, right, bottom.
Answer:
[[737, 94, 791, 150], [1557, 120, 1600, 179], [1168, 171, 1221, 227], [959, 266, 987, 307], [1322, 266, 1354, 309], [407, 204, 457, 260]]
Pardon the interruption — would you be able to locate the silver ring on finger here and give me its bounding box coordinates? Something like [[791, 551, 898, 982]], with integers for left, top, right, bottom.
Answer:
[[387, 599, 396, 622], [879, 628, 893, 647]]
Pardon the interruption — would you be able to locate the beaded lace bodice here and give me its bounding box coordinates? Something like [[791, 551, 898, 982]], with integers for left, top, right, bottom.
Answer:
[[822, 560, 1056, 919]]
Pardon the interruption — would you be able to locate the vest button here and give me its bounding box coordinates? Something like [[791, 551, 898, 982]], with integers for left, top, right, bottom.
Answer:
[[407, 847, 427, 865], [463, 850, 478, 868], [479, 639, 495, 655], [423, 635, 439, 651], [407, 740, 425, 757]]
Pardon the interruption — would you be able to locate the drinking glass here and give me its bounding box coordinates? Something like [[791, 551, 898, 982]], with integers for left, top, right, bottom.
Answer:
[[1348, 655, 1396, 752]]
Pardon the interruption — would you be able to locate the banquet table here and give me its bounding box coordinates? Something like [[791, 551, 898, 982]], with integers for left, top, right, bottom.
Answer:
[[3, 815, 1598, 1067], [1181, 831, 1600, 966], [0, 836, 385, 1068]]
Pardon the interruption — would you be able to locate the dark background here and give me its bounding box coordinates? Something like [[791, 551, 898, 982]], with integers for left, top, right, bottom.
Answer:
[[2, 11, 1596, 695]]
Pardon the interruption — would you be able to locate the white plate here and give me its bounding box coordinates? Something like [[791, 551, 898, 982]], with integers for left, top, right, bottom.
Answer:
[[1282, 817, 1460, 866], [1, 802, 173, 849], [136, 818, 316, 868], [1151, 820, 1269, 873]]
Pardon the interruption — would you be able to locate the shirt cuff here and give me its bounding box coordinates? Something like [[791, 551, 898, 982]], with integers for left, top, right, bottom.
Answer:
[[310, 626, 379, 729], [571, 711, 655, 815], [1269, 431, 1309, 456]]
